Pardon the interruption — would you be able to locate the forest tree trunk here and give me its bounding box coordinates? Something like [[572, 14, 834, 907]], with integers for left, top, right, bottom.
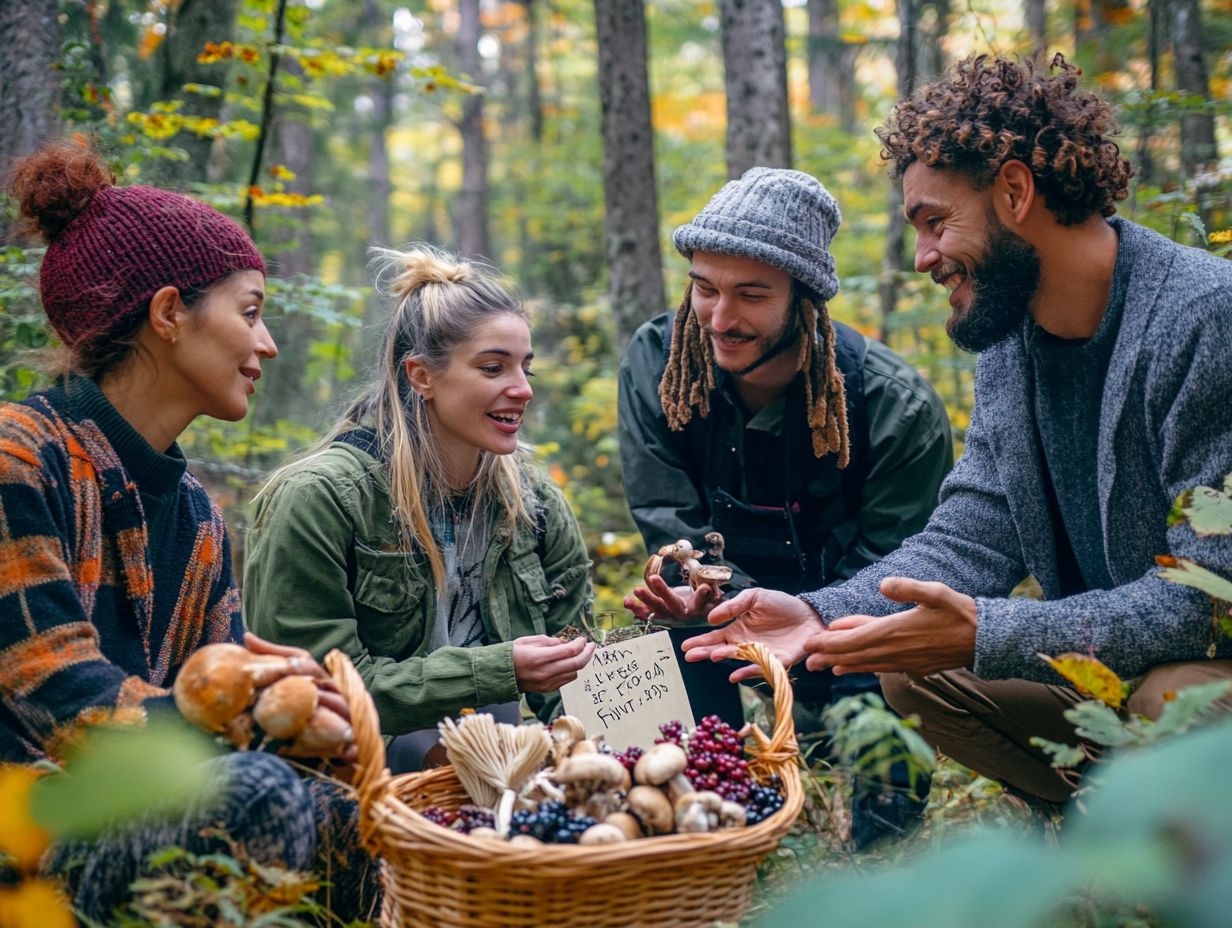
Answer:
[[1025, 0, 1047, 52], [807, 0, 858, 134], [159, 0, 239, 185], [878, 0, 917, 343], [1170, 0, 1217, 179], [594, 0, 666, 344], [719, 0, 791, 177], [0, 0, 60, 185], [456, 0, 492, 259]]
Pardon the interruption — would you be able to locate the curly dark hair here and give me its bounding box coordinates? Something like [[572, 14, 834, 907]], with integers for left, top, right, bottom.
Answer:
[[876, 53, 1132, 226]]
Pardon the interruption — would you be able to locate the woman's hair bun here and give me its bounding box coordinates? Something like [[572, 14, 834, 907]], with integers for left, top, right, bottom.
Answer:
[[7, 140, 115, 242], [385, 247, 474, 299]]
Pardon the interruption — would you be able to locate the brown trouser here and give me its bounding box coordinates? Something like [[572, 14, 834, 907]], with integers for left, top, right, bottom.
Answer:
[[881, 660, 1232, 805]]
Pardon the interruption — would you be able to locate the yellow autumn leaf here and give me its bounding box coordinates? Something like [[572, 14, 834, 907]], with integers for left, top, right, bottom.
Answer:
[[0, 878, 75, 928], [0, 766, 51, 872], [1039, 652, 1126, 709]]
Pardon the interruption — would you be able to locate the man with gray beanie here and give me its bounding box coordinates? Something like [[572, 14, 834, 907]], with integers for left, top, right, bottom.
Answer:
[[617, 167, 952, 847]]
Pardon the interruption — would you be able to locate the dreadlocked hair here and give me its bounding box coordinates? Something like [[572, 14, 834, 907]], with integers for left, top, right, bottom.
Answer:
[[658, 283, 851, 467]]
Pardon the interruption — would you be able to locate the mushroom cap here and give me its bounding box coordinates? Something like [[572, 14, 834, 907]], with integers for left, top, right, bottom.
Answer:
[[719, 800, 748, 828], [604, 811, 644, 841], [690, 565, 732, 585], [675, 795, 711, 833], [579, 822, 627, 845], [627, 785, 674, 835], [551, 715, 587, 743], [555, 752, 627, 788], [283, 705, 353, 757], [174, 643, 257, 732], [253, 675, 319, 740], [508, 834, 543, 848], [633, 742, 688, 786]]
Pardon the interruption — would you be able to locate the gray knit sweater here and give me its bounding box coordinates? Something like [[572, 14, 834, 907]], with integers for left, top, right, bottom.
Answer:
[[800, 218, 1232, 682]]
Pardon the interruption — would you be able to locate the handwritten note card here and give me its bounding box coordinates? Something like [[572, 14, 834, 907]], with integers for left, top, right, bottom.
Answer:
[[560, 630, 696, 752]]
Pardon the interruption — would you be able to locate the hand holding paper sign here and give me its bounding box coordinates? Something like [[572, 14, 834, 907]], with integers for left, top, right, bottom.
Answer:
[[513, 635, 596, 692], [560, 631, 696, 752]]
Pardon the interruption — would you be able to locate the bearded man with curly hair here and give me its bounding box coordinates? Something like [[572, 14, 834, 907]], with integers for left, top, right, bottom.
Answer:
[[682, 53, 1232, 811]]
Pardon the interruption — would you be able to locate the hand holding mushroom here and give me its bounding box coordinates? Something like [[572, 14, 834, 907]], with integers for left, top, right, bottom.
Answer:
[[172, 633, 354, 762], [624, 534, 732, 624]]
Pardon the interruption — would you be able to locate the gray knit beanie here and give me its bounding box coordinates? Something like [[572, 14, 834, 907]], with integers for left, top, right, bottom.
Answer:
[[673, 167, 842, 302]]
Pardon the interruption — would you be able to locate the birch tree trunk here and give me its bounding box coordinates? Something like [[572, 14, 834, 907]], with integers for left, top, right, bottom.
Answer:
[[720, 0, 791, 177], [807, 0, 858, 134], [0, 0, 60, 174], [595, 0, 666, 344], [1170, 0, 1217, 178], [456, 0, 492, 259]]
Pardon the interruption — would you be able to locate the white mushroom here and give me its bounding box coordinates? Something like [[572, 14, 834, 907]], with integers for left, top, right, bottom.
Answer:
[[633, 742, 694, 802], [555, 753, 628, 820], [579, 822, 627, 845], [604, 811, 644, 841]]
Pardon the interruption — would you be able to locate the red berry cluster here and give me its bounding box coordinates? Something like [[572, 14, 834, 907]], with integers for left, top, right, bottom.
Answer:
[[613, 744, 643, 774], [656, 716, 751, 803], [420, 803, 495, 834]]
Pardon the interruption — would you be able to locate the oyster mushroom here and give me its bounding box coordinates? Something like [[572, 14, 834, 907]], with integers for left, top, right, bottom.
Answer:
[[674, 792, 713, 834], [253, 675, 319, 740], [718, 800, 748, 829], [627, 785, 674, 836], [173, 643, 295, 733], [549, 715, 587, 766]]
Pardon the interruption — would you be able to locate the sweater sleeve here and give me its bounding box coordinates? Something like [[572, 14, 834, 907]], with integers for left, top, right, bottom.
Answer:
[[0, 437, 162, 761], [970, 288, 1232, 681], [243, 465, 520, 736]]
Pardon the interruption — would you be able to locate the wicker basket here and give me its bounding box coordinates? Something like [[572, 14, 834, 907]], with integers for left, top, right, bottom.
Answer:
[[326, 642, 804, 928]]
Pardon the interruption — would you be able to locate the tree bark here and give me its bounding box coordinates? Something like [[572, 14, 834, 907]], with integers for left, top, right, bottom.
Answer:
[[456, 0, 492, 260], [594, 0, 666, 344], [807, 0, 858, 134], [521, 0, 544, 143], [0, 0, 60, 177], [362, 0, 394, 346], [1136, 0, 1164, 187], [719, 0, 791, 177], [1025, 0, 1047, 53], [159, 0, 240, 185], [917, 0, 950, 82], [879, 0, 917, 343], [1170, 0, 1217, 178]]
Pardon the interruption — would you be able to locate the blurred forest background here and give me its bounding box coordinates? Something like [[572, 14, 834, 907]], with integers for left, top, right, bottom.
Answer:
[[1, 0, 1229, 617]]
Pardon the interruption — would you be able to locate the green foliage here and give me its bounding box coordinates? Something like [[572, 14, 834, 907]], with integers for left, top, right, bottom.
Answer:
[[821, 693, 936, 791], [102, 833, 357, 928], [760, 716, 1232, 928], [1169, 474, 1232, 536], [0, 245, 50, 402], [30, 718, 221, 841]]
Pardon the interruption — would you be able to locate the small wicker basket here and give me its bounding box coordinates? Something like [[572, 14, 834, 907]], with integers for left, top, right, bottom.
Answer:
[[326, 642, 804, 928]]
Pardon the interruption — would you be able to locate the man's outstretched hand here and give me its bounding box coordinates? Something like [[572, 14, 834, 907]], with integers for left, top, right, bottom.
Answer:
[[802, 577, 977, 676], [678, 588, 823, 683]]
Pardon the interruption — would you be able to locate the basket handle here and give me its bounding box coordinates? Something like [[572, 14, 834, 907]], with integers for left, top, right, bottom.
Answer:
[[732, 642, 799, 781], [325, 648, 391, 849]]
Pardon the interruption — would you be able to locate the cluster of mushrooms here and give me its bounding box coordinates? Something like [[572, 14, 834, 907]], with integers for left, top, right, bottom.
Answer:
[[435, 713, 750, 847], [643, 532, 733, 590], [172, 643, 350, 756]]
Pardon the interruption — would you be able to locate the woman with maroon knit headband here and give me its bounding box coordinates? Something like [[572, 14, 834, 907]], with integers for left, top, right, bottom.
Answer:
[[1, 141, 377, 922]]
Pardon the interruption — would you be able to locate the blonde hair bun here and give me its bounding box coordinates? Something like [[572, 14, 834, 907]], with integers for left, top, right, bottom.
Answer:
[[371, 245, 474, 299]]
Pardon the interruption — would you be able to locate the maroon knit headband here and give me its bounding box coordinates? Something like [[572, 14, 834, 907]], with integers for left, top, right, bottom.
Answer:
[[39, 185, 266, 348]]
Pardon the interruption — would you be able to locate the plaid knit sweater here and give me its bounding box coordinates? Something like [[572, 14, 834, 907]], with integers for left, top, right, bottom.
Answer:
[[0, 381, 242, 763]]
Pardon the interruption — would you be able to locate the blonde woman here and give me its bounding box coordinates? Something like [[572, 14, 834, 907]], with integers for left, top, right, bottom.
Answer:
[[244, 246, 595, 771]]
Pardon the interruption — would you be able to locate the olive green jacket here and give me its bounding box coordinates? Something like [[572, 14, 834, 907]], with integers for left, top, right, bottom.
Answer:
[[242, 441, 593, 735]]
